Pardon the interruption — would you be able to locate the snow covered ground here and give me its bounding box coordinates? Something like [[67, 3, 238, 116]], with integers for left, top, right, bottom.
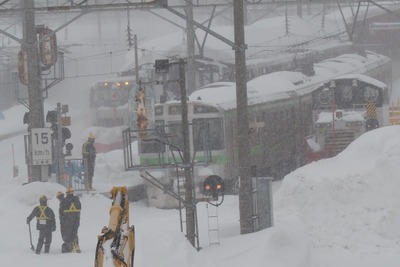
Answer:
[[2, 97, 400, 267]]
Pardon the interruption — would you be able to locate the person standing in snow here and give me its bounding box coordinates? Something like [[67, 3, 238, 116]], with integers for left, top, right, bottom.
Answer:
[[82, 133, 96, 190], [56, 191, 69, 252], [26, 195, 56, 254], [60, 187, 81, 253]]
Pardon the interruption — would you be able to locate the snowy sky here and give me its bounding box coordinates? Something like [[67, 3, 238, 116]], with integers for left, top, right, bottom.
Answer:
[[1, 4, 400, 267]]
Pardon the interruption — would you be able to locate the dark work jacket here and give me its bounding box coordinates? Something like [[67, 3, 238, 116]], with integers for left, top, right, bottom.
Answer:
[[27, 205, 56, 231], [60, 195, 81, 227], [82, 140, 96, 165]]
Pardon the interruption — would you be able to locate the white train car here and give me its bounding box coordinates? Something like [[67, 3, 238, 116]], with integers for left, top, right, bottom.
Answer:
[[124, 50, 391, 208], [189, 50, 391, 180]]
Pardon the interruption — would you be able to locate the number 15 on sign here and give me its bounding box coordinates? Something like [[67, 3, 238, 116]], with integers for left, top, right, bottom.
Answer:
[[31, 128, 52, 165]]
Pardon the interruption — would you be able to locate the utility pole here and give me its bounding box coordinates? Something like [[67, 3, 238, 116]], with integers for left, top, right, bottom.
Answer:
[[185, 0, 196, 94], [134, 34, 139, 83], [21, 0, 45, 182], [179, 58, 196, 247], [233, 0, 254, 234], [56, 103, 66, 186]]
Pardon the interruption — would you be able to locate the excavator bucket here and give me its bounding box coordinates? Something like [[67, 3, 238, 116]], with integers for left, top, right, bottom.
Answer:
[[94, 186, 135, 267]]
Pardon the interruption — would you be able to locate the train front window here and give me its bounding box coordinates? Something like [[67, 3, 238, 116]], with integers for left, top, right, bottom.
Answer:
[[139, 120, 166, 153], [364, 86, 379, 102], [169, 105, 182, 115], [91, 80, 135, 108], [193, 104, 219, 114], [92, 87, 108, 108], [330, 82, 383, 108], [168, 122, 183, 151], [341, 85, 353, 102], [155, 106, 163, 116], [193, 118, 224, 151]]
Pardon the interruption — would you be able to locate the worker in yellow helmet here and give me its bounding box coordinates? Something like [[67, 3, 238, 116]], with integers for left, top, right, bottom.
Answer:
[[26, 195, 56, 254], [60, 187, 81, 253], [82, 133, 97, 190]]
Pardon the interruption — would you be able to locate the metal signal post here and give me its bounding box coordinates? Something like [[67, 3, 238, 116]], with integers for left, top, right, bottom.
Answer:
[[56, 103, 66, 186], [179, 58, 196, 248], [46, 103, 72, 186], [21, 0, 46, 182]]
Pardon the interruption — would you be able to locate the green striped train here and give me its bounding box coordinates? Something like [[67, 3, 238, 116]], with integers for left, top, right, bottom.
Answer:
[[132, 51, 391, 208]]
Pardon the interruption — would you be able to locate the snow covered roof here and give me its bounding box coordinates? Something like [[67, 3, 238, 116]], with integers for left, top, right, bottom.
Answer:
[[120, 12, 351, 73], [188, 51, 390, 110], [336, 73, 388, 89]]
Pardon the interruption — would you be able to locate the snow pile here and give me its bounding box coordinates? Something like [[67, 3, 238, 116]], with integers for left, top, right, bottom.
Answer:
[[80, 126, 127, 144], [275, 125, 400, 254]]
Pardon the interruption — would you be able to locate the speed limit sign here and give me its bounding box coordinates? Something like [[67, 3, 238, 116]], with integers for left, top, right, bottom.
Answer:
[[31, 128, 52, 165]]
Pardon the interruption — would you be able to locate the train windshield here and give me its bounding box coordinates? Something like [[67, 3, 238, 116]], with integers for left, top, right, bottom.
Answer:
[[166, 119, 224, 152], [90, 80, 135, 108], [193, 118, 224, 151], [138, 120, 166, 153], [314, 79, 386, 109], [167, 122, 184, 152]]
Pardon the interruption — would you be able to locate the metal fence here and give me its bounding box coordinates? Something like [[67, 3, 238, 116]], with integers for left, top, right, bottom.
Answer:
[[64, 158, 87, 191]]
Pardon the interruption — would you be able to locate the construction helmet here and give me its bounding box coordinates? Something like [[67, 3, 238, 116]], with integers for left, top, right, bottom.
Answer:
[[88, 133, 95, 140], [56, 191, 64, 200], [39, 195, 47, 205], [66, 187, 74, 195]]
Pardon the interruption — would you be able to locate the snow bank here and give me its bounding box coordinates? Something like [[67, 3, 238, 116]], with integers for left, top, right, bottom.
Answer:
[[275, 125, 400, 252]]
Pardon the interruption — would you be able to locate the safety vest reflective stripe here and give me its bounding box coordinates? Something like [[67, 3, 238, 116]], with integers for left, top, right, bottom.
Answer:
[[82, 142, 89, 156], [37, 206, 49, 220], [63, 203, 81, 213]]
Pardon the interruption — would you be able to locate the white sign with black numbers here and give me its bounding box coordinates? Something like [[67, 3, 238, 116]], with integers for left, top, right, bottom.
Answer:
[[31, 128, 52, 165]]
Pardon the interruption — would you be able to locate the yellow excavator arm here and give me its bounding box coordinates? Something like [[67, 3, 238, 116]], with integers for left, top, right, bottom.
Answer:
[[94, 187, 135, 267]]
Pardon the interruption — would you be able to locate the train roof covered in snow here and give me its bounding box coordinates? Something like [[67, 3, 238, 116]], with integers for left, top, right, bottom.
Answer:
[[120, 14, 352, 73], [188, 51, 390, 110]]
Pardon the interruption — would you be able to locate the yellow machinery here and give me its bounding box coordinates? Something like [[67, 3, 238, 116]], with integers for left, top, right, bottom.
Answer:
[[94, 187, 135, 267]]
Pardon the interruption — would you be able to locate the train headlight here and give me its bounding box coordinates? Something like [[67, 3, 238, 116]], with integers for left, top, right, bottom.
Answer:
[[366, 119, 379, 131]]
